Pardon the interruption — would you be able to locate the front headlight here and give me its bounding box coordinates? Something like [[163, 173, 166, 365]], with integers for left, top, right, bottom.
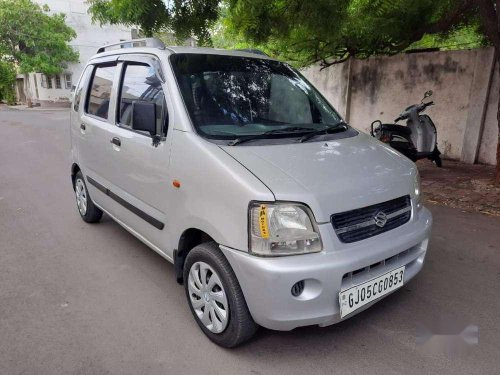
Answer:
[[249, 202, 322, 256]]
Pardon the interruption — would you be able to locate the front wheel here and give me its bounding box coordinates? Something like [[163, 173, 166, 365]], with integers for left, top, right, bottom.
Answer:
[[183, 242, 258, 348]]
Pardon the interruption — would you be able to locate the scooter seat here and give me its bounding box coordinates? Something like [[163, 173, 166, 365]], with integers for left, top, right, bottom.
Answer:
[[379, 124, 412, 135]]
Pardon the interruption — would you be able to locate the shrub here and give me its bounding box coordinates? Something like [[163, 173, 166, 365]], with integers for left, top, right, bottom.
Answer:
[[0, 60, 16, 105]]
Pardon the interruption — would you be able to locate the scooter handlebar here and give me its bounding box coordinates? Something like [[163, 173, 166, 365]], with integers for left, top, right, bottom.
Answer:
[[395, 100, 434, 122], [420, 101, 434, 110]]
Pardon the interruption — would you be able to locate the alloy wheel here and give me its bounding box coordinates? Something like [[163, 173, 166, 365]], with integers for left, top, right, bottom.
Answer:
[[75, 178, 87, 216], [188, 261, 229, 333]]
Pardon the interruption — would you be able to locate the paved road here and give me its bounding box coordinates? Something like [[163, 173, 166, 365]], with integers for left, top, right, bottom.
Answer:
[[1, 107, 499, 375]]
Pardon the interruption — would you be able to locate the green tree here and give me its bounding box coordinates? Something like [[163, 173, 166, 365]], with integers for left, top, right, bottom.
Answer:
[[0, 0, 79, 103], [224, 0, 483, 68], [88, 0, 219, 45], [0, 60, 16, 104]]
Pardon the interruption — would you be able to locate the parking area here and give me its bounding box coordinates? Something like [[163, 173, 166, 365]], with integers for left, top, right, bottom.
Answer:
[[1, 106, 499, 374], [418, 159, 500, 217]]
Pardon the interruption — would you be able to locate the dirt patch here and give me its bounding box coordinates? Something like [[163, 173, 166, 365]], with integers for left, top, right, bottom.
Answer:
[[418, 159, 500, 216]]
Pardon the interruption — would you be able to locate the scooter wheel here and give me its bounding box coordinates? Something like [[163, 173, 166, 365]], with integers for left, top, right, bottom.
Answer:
[[434, 156, 443, 168]]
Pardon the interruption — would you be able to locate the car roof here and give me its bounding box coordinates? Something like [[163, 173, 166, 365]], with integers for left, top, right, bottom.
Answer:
[[90, 45, 277, 62], [166, 46, 273, 58]]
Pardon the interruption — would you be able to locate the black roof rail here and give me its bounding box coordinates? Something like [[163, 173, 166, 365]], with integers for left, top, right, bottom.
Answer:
[[97, 38, 165, 54], [234, 48, 269, 56]]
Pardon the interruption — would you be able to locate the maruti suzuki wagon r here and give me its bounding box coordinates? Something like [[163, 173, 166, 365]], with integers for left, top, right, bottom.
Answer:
[[70, 38, 432, 347]]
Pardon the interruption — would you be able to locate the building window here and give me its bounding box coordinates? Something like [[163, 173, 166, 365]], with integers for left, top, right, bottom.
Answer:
[[41, 74, 47, 88], [55, 75, 62, 89], [65, 74, 72, 89], [47, 76, 53, 89]]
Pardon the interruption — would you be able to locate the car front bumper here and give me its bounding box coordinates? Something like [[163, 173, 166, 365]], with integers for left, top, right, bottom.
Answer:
[[220, 207, 432, 331]]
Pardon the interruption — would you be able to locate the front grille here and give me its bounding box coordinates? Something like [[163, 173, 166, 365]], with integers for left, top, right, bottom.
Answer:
[[341, 244, 420, 282], [331, 195, 411, 243]]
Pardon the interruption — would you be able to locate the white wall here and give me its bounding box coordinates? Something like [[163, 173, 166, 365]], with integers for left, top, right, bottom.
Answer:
[[302, 61, 350, 118], [303, 48, 498, 165], [29, 0, 132, 104]]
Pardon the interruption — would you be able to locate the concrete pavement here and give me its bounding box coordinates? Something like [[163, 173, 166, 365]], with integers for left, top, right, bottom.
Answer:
[[1, 107, 499, 374]]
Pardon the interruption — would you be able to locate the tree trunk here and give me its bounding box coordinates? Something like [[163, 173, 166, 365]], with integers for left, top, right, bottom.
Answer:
[[496, 56, 500, 184], [496, 136, 500, 184], [23, 73, 33, 108], [476, 0, 500, 184]]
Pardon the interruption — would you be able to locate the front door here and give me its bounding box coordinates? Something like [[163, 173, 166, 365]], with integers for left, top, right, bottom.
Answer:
[[103, 56, 171, 250]]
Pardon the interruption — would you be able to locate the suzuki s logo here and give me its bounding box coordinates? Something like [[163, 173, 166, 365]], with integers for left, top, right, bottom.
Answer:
[[374, 211, 388, 228]]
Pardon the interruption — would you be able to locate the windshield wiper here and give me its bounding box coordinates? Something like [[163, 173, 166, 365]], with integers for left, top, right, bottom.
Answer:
[[228, 126, 315, 146], [299, 121, 348, 143]]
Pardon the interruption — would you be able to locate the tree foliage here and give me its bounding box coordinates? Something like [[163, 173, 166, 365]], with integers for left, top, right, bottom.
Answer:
[[88, 1, 485, 66], [223, 0, 483, 68], [0, 60, 16, 104], [410, 24, 486, 51], [0, 0, 79, 74], [88, 0, 219, 45]]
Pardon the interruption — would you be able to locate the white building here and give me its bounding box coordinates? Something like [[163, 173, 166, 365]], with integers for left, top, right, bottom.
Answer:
[[17, 0, 133, 106]]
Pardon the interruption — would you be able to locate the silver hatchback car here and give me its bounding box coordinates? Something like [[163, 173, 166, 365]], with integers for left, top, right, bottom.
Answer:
[[70, 38, 432, 347]]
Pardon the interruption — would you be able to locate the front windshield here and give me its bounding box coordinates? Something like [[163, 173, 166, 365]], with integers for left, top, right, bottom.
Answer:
[[170, 53, 342, 140]]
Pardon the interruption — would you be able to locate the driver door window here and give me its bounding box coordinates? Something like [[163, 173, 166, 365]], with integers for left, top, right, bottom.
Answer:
[[118, 63, 166, 136]]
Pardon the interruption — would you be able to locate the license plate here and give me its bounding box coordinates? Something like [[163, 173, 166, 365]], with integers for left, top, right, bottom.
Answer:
[[339, 266, 405, 318]]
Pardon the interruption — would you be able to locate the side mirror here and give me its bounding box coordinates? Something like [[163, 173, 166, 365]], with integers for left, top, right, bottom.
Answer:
[[422, 90, 433, 101], [132, 101, 156, 136]]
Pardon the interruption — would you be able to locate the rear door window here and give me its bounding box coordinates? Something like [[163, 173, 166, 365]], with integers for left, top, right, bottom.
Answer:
[[86, 65, 116, 120]]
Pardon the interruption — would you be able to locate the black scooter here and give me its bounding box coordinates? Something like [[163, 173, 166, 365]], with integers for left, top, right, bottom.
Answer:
[[370, 90, 442, 167]]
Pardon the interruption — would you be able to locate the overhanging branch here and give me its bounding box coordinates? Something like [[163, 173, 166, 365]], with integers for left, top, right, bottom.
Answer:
[[319, 54, 350, 70]]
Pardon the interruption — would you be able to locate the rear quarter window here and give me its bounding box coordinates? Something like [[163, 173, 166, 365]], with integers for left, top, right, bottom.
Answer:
[[73, 66, 92, 112]]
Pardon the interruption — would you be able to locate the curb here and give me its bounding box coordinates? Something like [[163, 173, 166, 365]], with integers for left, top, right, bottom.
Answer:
[[6, 105, 70, 111]]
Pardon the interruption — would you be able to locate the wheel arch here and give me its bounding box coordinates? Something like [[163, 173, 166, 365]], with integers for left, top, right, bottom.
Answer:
[[71, 163, 81, 189], [174, 228, 215, 284]]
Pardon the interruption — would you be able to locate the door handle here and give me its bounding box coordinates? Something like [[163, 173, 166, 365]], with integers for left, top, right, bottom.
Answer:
[[110, 137, 121, 147], [80, 123, 86, 131]]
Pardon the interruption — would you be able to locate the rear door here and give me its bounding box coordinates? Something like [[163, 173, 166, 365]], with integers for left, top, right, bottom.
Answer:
[[102, 55, 172, 249], [70, 65, 93, 167], [78, 60, 120, 208]]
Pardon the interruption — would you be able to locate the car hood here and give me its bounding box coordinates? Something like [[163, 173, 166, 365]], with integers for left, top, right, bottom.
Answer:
[[220, 132, 417, 223]]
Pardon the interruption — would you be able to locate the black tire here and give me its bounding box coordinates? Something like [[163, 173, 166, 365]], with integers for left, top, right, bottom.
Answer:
[[434, 156, 443, 167], [73, 171, 103, 223], [183, 242, 258, 348]]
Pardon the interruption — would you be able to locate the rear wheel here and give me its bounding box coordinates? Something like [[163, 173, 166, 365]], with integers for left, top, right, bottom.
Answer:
[[74, 171, 103, 223], [183, 242, 258, 348]]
